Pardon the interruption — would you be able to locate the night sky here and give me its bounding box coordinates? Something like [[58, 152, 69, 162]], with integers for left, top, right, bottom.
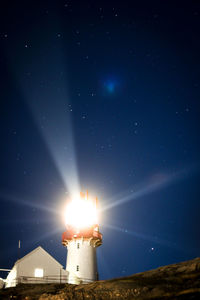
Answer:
[[0, 1, 200, 280]]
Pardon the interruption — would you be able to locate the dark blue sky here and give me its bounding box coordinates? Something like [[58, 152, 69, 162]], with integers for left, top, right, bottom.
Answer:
[[0, 1, 200, 280]]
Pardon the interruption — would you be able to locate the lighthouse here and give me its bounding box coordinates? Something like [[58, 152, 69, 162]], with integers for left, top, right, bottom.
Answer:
[[62, 191, 102, 284]]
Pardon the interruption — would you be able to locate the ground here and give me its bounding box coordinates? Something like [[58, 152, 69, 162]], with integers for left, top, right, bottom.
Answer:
[[0, 257, 200, 299]]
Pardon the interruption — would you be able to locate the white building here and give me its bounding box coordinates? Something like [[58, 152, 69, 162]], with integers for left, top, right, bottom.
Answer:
[[5, 246, 68, 288]]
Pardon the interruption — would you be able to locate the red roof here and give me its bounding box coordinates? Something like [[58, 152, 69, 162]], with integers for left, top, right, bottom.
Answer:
[[62, 227, 102, 243]]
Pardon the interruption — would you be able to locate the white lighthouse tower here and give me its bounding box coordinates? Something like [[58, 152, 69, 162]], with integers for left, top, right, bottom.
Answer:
[[62, 191, 102, 284]]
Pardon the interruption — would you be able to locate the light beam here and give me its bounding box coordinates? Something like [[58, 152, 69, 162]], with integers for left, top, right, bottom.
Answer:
[[102, 164, 198, 212]]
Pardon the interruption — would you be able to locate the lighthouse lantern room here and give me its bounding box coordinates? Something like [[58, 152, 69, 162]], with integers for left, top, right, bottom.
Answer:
[[62, 191, 102, 284]]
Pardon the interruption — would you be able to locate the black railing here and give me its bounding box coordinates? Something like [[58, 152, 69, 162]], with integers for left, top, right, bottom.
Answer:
[[6, 275, 68, 287], [6, 274, 98, 287], [18, 275, 68, 284]]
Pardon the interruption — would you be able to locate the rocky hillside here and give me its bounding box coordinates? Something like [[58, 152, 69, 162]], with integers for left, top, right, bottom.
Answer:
[[0, 257, 200, 299]]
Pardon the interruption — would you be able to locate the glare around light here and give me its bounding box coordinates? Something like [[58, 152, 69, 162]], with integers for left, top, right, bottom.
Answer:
[[64, 195, 98, 229]]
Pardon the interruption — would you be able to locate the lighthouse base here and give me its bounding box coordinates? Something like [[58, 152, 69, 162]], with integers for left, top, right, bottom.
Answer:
[[65, 238, 99, 284], [68, 274, 94, 285]]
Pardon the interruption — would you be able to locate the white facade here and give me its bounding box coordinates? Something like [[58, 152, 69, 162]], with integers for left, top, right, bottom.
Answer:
[[66, 238, 98, 284], [6, 246, 68, 288]]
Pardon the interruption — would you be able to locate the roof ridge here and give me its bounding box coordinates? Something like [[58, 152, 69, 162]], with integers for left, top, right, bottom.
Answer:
[[15, 246, 64, 268]]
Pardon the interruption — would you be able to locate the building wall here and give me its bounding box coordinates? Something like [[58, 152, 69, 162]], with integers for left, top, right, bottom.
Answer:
[[6, 265, 17, 288], [6, 247, 68, 288], [17, 248, 63, 278], [0, 278, 6, 289], [66, 238, 98, 284]]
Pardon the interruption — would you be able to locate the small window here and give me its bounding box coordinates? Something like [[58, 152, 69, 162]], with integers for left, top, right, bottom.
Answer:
[[34, 268, 43, 277], [77, 243, 80, 249], [76, 265, 79, 271]]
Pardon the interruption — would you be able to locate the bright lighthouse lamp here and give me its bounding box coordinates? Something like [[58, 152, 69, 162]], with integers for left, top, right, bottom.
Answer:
[[64, 193, 98, 229]]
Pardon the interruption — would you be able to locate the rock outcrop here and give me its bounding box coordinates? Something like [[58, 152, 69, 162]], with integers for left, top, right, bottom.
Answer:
[[0, 257, 200, 299]]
